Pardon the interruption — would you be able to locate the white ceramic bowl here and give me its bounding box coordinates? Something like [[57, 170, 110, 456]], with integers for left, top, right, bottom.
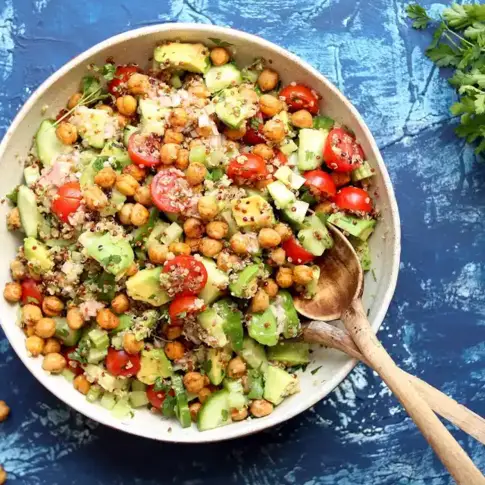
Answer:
[[0, 24, 400, 442]]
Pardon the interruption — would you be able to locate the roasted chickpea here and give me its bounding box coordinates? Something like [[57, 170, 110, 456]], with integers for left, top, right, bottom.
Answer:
[[231, 407, 248, 422], [24, 326, 35, 337], [148, 243, 169, 264], [263, 119, 286, 142], [66, 307, 84, 330], [276, 267, 293, 288], [250, 289, 270, 313], [0, 401, 10, 422], [253, 144, 274, 160], [250, 399, 274, 417], [175, 148, 190, 170], [83, 186, 108, 211], [262, 278, 279, 298], [0, 465, 6, 485], [183, 371, 205, 394], [94, 166, 117, 189], [123, 164, 146, 182], [197, 195, 219, 220], [269, 247, 286, 266], [97, 104, 114, 115], [73, 375, 91, 395], [195, 125, 212, 138], [22, 304, 43, 326], [3, 282, 21, 303], [67, 92, 82, 109], [184, 218, 205, 239], [34, 318, 56, 339], [116, 95, 137, 116], [274, 223, 292, 242], [126, 262, 138, 276], [10, 260, 26, 281], [56, 122, 78, 145], [43, 338, 61, 355], [118, 203, 134, 225], [165, 325, 183, 340], [26, 335, 45, 357], [189, 139, 204, 150], [188, 84, 209, 99], [165, 341, 185, 361], [230, 233, 250, 255], [117, 113, 130, 129], [199, 237, 223, 258], [115, 173, 139, 196], [185, 237, 201, 253], [42, 296, 64, 317], [186, 162, 207, 186], [164, 129, 184, 145], [206, 221, 228, 240], [257, 68, 279, 92], [293, 265, 314, 285], [291, 109, 313, 128], [227, 356, 247, 379], [189, 402, 202, 422], [160, 143, 179, 165], [42, 352, 67, 374], [315, 201, 335, 215], [240, 86, 259, 104], [134, 185, 152, 206], [123, 332, 143, 355], [127, 73, 150, 95], [168, 241, 191, 256], [210, 47, 230, 66], [198, 387, 212, 404], [96, 308, 119, 330], [111, 294, 130, 314], [6, 207, 21, 230], [259, 94, 283, 117], [258, 228, 281, 248], [130, 203, 150, 226], [217, 252, 241, 272], [170, 107, 188, 128], [224, 126, 246, 141]]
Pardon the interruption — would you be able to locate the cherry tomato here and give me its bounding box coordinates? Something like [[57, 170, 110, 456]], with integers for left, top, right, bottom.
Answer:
[[128, 133, 161, 168], [108, 65, 140, 97], [275, 151, 288, 165], [169, 295, 205, 326], [279, 84, 319, 114], [21, 279, 43, 306], [105, 348, 141, 377], [151, 169, 192, 213], [243, 112, 266, 145], [227, 153, 268, 184], [146, 385, 175, 410], [51, 181, 82, 224], [303, 170, 336, 199], [334, 186, 372, 213], [282, 237, 315, 264], [162, 255, 208, 296], [323, 128, 365, 173], [63, 347, 84, 376]]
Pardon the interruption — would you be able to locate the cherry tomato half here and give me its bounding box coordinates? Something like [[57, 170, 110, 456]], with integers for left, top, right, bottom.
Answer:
[[146, 385, 175, 409], [151, 169, 193, 213], [169, 295, 205, 326], [63, 347, 84, 376], [303, 170, 336, 199], [280, 84, 319, 114], [51, 181, 82, 224], [163, 255, 208, 296], [108, 65, 140, 97], [243, 112, 266, 145], [275, 151, 288, 165], [323, 128, 364, 173], [128, 133, 162, 168], [334, 186, 372, 213], [105, 348, 141, 377], [282, 237, 315, 264], [21, 279, 43, 306], [227, 153, 268, 184]]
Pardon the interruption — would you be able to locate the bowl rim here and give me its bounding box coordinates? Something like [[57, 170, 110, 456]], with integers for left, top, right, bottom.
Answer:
[[0, 23, 401, 443]]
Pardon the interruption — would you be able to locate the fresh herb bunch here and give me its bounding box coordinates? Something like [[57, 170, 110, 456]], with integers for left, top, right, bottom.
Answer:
[[406, 3, 485, 154]]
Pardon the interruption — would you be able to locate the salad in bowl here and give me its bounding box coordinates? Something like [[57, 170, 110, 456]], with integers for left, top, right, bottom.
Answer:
[[2, 39, 377, 432]]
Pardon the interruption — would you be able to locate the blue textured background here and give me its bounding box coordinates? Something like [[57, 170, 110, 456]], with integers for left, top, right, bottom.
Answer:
[[1, 0, 485, 483]]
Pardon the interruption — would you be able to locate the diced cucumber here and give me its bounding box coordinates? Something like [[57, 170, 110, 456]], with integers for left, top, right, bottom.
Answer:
[[267, 181, 296, 209], [100, 392, 117, 411], [297, 128, 328, 171], [100, 190, 126, 217], [205, 64, 242, 93], [267, 342, 310, 365], [238, 337, 268, 372], [247, 369, 264, 399], [62, 369, 75, 383], [206, 347, 231, 385], [111, 314, 133, 334], [197, 390, 231, 431], [172, 374, 192, 428], [223, 379, 247, 410], [170, 73, 183, 88], [86, 385, 102, 403], [248, 307, 279, 347], [275, 290, 301, 339], [297, 215, 333, 256], [131, 380, 147, 392], [327, 212, 376, 241], [229, 264, 259, 299], [351, 161, 374, 182], [189, 146, 207, 164], [129, 390, 150, 408], [274, 166, 305, 190], [282, 200, 309, 227], [111, 398, 133, 419], [24, 166, 40, 186], [305, 265, 320, 298], [160, 222, 183, 245], [123, 125, 138, 147], [54, 317, 81, 347], [88, 328, 109, 349], [138, 98, 170, 136], [263, 365, 299, 405], [35, 119, 72, 167], [279, 139, 298, 156], [17, 186, 39, 237], [87, 348, 108, 364]]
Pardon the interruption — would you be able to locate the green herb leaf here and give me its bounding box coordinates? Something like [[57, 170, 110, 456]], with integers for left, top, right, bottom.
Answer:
[[406, 3, 432, 30], [6, 186, 19, 205], [102, 63, 116, 81], [425, 44, 460, 67], [208, 37, 233, 48], [81, 75, 102, 97]]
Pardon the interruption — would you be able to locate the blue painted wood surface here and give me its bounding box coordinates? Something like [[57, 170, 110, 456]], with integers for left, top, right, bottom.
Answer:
[[1, 0, 484, 483]]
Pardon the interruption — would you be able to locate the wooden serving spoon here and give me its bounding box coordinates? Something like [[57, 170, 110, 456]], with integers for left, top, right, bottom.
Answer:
[[294, 225, 485, 485]]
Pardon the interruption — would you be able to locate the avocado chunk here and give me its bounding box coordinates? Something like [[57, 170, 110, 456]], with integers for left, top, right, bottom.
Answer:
[[231, 195, 275, 229], [100, 141, 131, 169], [206, 347, 232, 385], [246, 369, 264, 399], [197, 307, 228, 348], [297, 128, 329, 171], [172, 374, 192, 428], [54, 317, 81, 347], [126, 267, 171, 306], [297, 214, 333, 256], [267, 342, 310, 365], [24, 237, 53, 274], [272, 290, 301, 339], [138, 98, 170, 136], [223, 378, 247, 410], [214, 298, 244, 351], [35, 119, 72, 167], [133, 309, 160, 340], [79, 231, 134, 277], [238, 336, 268, 371], [205, 64, 242, 93], [137, 349, 173, 385], [267, 181, 296, 209], [71, 106, 115, 149], [84, 364, 130, 393], [327, 212, 376, 241], [350, 237, 371, 271], [282, 200, 309, 228], [198, 258, 229, 304], [154, 42, 210, 74], [263, 365, 299, 405], [229, 264, 260, 299], [248, 307, 279, 347], [17, 186, 39, 238], [215, 88, 256, 129], [100, 190, 126, 217]]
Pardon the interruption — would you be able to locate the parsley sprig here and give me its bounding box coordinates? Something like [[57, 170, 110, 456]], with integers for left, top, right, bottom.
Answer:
[[406, 3, 485, 154]]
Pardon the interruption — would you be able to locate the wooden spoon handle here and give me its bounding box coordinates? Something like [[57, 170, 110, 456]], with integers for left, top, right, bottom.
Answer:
[[342, 299, 485, 485], [303, 321, 485, 446]]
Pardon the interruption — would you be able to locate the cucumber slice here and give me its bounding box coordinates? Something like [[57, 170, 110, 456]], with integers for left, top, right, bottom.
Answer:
[[87, 348, 108, 364], [267, 181, 296, 209], [327, 213, 376, 241], [129, 390, 149, 408], [35, 119, 71, 167], [54, 317, 81, 347], [123, 125, 138, 147], [351, 161, 374, 182], [274, 166, 305, 190], [297, 128, 329, 171], [297, 215, 333, 256], [88, 328, 109, 349], [197, 390, 231, 431], [205, 64, 242, 93], [17, 186, 39, 238], [86, 385, 103, 403], [247, 369, 264, 399], [248, 307, 279, 347], [238, 337, 268, 371], [282, 200, 309, 227], [100, 392, 117, 411], [172, 374, 192, 428], [229, 264, 259, 299]]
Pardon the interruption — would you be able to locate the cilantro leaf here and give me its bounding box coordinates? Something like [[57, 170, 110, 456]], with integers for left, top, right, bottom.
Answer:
[[81, 75, 102, 97], [406, 4, 432, 30], [102, 63, 116, 81], [6, 186, 19, 205], [425, 44, 460, 67]]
